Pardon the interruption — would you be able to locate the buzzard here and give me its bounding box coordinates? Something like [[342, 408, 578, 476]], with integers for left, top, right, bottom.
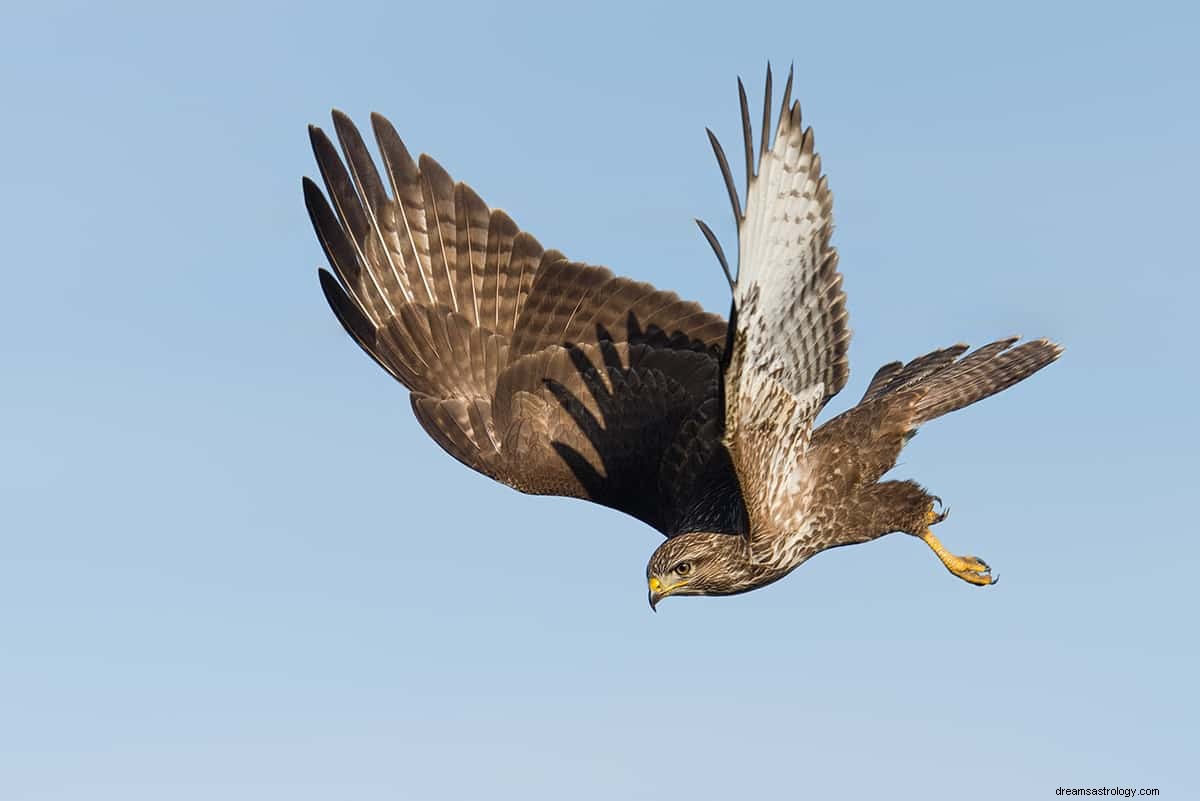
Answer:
[[304, 67, 1061, 609]]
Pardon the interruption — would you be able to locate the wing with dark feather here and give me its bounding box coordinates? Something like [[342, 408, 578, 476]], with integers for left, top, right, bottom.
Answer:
[[698, 66, 848, 548], [306, 112, 738, 536]]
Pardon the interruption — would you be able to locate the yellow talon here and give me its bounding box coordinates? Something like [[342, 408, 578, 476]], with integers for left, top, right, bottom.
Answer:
[[920, 529, 995, 586]]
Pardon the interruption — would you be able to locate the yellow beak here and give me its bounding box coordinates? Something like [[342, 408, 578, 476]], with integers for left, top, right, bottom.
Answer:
[[649, 576, 664, 611], [648, 576, 688, 611]]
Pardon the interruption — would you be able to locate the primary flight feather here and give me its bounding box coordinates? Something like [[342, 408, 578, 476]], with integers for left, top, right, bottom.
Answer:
[[305, 66, 1061, 608]]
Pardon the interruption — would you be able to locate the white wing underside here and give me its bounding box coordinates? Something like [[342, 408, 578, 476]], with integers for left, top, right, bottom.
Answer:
[[705, 68, 850, 556]]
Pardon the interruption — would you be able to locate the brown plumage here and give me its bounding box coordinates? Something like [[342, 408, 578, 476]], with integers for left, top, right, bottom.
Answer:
[[305, 66, 1061, 608]]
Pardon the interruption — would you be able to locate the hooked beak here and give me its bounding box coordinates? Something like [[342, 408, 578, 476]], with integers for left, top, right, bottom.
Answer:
[[648, 576, 685, 611], [648, 576, 663, 611]]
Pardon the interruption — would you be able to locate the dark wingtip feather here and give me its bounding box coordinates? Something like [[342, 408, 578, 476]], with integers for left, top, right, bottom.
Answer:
[[369, 111, 400, 145], [737, 78, 754, 185], [695, 218, 735, 290], [369, 112, 419, 190], [329, 111, 361, 158], [759, 63, 773, 166], [318, 268, 375, 345], [302, 175, 362, 289], [300, 174, 324, 215], [307, 122, 330, 153], [706, 127, 743, 225]]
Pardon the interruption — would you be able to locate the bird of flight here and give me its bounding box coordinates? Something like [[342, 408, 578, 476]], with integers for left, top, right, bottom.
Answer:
[[304, 66, 1061, 609]]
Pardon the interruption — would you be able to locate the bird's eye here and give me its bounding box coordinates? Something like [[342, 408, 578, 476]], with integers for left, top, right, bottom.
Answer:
[[674, 561, 692, 576]]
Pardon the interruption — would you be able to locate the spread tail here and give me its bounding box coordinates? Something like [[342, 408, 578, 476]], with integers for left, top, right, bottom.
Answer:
[[862, 337, 1063, 426]]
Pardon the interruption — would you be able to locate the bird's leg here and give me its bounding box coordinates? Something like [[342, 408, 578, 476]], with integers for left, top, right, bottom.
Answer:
[[919, 500, 995, 587]]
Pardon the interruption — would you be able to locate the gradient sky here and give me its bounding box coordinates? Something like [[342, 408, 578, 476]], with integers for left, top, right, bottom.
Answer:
[[3, 1, 1196, 799]]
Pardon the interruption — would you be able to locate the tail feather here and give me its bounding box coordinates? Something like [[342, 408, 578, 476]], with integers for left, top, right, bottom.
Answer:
[[908, 338, 1062, 425], [861, 343, 970, 403]]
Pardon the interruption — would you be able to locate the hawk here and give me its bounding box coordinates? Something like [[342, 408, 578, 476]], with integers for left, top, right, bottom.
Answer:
[[304, 66, 1061, 609]]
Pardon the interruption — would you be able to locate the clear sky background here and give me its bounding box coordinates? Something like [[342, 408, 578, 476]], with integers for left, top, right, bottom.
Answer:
[[2, 1, 1196, 799]]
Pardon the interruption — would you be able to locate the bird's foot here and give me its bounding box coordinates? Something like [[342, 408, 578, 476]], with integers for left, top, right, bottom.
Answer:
[[920, 528, 996, 587]]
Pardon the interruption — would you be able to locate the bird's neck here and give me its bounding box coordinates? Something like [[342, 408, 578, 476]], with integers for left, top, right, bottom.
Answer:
[[716, 534, 793, 595]]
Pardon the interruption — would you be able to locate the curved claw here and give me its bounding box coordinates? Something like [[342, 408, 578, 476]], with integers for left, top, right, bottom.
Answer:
[[925, 497, 951, 526]]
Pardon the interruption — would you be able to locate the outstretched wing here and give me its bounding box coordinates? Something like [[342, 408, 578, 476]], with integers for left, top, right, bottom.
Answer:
[[699, 67, 848, 552], [306, 112, 737, 536]]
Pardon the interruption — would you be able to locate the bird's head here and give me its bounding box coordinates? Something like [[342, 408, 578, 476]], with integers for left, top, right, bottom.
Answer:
[[645, 532, 750, 610]]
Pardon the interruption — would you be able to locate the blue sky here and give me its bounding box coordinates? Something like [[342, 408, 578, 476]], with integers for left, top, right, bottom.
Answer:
[[2, 1, 1196, 798]]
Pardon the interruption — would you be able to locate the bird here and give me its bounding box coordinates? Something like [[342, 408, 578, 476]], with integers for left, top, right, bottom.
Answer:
[[303, 65, 1061, 610]]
